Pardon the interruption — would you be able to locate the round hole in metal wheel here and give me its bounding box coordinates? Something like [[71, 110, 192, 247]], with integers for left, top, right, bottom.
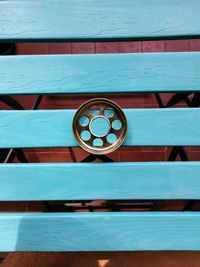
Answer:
[[81, 130, 91, 141], [93, 138, 104, 147], [72, 98, 128, 155], [107, 133, 117, 144], [104, 108, 115, 118], [89, 105, 100, 116], [79, 115, 89, 127], [112, 119, 122, 130], [89, 116, 110, 137]]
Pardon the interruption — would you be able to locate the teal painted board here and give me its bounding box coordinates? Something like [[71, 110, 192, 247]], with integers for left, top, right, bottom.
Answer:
[[1, 212, 200, 251], [0, 108, 199, 148], [1, 53, 200, 95], [1, 162, 200, 201], [0, 0, 200, 42]]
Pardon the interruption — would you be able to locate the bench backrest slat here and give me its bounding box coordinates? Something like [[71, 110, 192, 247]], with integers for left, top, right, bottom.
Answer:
[[1, 212, 200, 251], [0, 108, 199, 148], [1, 53, 200, 95], [1, 162, 200, 201], [1, 0, 200, 42]]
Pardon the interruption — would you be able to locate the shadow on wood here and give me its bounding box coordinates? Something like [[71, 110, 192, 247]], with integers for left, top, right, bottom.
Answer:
[[2, 252, 200, 267]]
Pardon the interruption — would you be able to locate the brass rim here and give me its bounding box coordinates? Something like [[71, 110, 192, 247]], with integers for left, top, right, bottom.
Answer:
[[72, 98, 128, 155]]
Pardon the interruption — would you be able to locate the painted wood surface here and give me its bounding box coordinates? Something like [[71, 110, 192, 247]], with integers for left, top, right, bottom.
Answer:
[[0, 108, 199, 148], [1, 212, 200, 251], [0, 0, 200, 42], [1, 53, 200, 94], [1, 162, 200, 201]]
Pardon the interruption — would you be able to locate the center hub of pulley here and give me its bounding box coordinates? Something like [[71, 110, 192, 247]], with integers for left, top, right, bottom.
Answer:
[[89, 116, 111, 137]]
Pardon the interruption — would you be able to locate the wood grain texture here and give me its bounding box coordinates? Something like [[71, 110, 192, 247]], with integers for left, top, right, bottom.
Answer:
[[1, 53, 200, 94], [1, 162, 200, 201], [0, 108, 199, 148], [1, 212, 200, 251], [0, 0, 200, 42], [2, 251, 200, 267]]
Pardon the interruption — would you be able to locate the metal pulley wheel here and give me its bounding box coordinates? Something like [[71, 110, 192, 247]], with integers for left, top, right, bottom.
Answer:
[[72, 98, 128, 155]]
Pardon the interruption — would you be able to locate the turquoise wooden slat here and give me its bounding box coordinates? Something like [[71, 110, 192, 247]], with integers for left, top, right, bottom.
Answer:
[[0, 0, 200, 42], [0, 108, 199, 148], [1, 162, 200, 201], [1, 212, 200, 251], [1, 53, 200, 95]]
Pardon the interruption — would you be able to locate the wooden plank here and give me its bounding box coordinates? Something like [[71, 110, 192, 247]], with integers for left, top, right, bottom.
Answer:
[[1, 212, 200, 251], [0, 0, 200, 42], [1, 53, 200, 95], [0, 108, 199, 148], [1, 162, 200, 201]]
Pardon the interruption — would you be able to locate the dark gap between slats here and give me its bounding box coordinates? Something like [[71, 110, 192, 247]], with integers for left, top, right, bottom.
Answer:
[[0, 93, 196, 110], [0, 200, 199, 213], [8, 147, 199, 163]]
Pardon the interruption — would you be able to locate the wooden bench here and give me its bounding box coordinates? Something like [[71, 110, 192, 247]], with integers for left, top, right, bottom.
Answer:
[[0, 0, 200, 256]]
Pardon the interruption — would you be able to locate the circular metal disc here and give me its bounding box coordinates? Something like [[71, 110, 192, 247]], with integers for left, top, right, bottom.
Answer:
[[72, 98, 128, 155]]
